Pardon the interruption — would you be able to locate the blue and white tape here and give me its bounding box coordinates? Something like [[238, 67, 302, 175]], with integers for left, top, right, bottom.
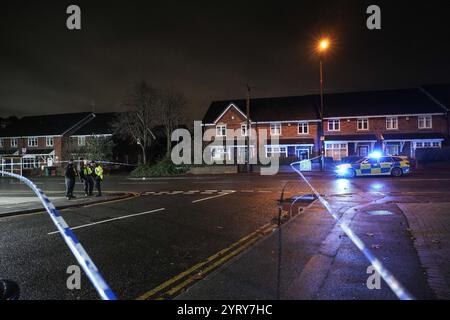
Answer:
[[290, 161, 414, 300], [0, 170, 117, 300]]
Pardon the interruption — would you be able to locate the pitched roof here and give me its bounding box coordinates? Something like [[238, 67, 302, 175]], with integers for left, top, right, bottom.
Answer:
[[0, 112, 117, 138], [72, 112, 117, 135], [421, 84, 450, 111], [322, 88, 446, 118], [203, 95, 320, 123], [0, 112, 94, 137], [203, 87, 447, 123]]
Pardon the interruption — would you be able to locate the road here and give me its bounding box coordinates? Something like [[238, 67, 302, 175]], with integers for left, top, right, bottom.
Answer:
[[1, 171, 450, 299]]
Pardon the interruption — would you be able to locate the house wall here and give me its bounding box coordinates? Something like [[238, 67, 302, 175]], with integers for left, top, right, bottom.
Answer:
[[324, 115, 448, 135]]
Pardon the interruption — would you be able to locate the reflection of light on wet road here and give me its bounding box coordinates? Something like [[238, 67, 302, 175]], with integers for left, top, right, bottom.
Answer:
[[370, 182, 384, 190], [335, 179, 350, 193]]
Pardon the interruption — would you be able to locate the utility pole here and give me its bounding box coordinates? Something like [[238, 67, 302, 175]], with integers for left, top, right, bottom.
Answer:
[[319, 58, 324, 171], [246, 84, 251, 173]]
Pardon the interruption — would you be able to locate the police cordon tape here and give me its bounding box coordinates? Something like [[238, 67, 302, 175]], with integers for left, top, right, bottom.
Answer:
[[0, 170, 118, 300], [290, 160, 414, 300]]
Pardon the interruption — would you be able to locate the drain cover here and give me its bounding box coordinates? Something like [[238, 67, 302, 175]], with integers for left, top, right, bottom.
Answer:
[[366, 210, 393, 216]]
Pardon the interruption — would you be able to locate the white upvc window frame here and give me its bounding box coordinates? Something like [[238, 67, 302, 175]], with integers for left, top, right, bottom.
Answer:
[[46, 136, 54, 147], [0, 138, 3, 147], [386, 117, 398, 130], [27, 137, 38, 147], [270, 123, 282, 136], [11, 138, 18, 148], [78, 136, 86, 147], [328, 119, 340, 132], [211, 146, 230, 161], [298, 122, 309, 135], [418, 115, 432, 129], [357, 118, 369, 131], [265, 145, 288, 157], [216, 124, 227, 137], [22, 157, 36, 169]]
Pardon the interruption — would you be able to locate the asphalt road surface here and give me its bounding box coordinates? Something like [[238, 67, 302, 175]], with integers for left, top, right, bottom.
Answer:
[[1, 170, 449, 299]]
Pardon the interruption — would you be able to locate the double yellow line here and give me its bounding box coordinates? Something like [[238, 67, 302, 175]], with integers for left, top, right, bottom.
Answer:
[[136, 222, 277, 300]]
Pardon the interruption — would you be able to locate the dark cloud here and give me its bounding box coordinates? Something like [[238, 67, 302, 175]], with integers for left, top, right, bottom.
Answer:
[[1, 0, 449, 121]]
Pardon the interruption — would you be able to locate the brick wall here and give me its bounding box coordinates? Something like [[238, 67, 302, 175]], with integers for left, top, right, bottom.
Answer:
[[325, 115, 448, 135]]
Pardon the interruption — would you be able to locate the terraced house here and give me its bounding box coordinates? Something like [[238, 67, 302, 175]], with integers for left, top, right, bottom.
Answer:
[[0, 112, 116, 175], [202, 85, 450, 162]]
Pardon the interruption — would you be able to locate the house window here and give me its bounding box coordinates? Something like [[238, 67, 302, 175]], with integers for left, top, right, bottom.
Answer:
[[415, 141, 441, 148], [266, 146, 288, 157], [0, 139, 3, 147], [78, 136, 86, 146], [46, 137, 54, 147], [23, 157, 36, 169], [418, 115, 432, 129], [328, 120, 340, 131], [11, 138, 18, 148], [386, 117, 398, 130], [211, 146, 230, 161], [241, 124, 249, 136], [28, 137, 38, 147], [325, 143, 347, 161], [270, 123, 282, 136], [216, 125, 227, 137], [298, 122, 309, 134], [357, 118, 369, 131]]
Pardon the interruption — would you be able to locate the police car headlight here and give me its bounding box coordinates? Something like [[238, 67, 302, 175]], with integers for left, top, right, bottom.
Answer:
[[336, 165, 349, 176]]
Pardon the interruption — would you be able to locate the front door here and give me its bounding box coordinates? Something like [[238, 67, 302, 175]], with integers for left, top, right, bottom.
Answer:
[[295, 148, 309, 160], [358, 145, 369, 157]]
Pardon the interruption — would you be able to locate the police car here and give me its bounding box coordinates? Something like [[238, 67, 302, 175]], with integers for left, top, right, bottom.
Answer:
[[335, 152, 410, 178]]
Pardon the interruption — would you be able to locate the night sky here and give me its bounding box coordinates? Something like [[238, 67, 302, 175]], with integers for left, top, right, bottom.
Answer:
[[1, 0, 449, 122]]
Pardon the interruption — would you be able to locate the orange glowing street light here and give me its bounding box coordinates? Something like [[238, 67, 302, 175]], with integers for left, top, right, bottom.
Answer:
[[318, 38, 330, 52]]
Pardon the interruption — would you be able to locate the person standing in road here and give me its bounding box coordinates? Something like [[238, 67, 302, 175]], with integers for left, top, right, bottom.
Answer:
[[64, 159, 78, 200], [79, 160, 94, 196], [93, 161, 103, 197]]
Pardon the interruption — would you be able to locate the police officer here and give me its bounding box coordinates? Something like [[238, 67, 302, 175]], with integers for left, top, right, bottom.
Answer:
[[64, 159, 78, 200], [80, 161, 94, 196], [93, 161, 103, 197]]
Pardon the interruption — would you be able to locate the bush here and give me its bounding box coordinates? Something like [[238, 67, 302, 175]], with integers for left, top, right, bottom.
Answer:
[[131, 158, 189, 177]]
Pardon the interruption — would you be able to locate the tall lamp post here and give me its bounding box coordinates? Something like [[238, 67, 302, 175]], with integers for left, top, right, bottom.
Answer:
[[317, 38, 330, 171]]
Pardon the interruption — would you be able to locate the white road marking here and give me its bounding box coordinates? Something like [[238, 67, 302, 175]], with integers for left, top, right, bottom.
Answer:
[[192, 192, 234, 203], [47, 207, 166, 235]]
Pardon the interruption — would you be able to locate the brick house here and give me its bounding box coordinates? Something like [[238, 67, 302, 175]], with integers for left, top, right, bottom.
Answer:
[[202, 95, 320, 162], [0, 112, 116, 174], [202, 86, 449, 162]]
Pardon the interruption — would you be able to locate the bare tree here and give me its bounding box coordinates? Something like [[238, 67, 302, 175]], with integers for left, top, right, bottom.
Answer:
[[113, 81, 158, 164], [159, 88, 186, 157]]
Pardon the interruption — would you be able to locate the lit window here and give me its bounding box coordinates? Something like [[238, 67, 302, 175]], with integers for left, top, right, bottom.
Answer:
[[357, 118, 369, 131], [78, 136, 86, 146], [298, 122, 309, 134], [328, 120, 340, 131], [46, 137, 54, 147], [270, 123, 282, 136], [28, 137, 38, 147], [216, 125, 227, 137], [325, 143, 347, 161], [386, 117, 398, 130], [418, 115, 432, 129]]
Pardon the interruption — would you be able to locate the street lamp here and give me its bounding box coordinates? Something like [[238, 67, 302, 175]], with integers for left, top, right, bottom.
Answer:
[[317, 37, 330, 171]]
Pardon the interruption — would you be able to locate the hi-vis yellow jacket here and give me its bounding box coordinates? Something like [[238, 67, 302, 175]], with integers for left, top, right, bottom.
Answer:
[[95, 166, 103, 180]]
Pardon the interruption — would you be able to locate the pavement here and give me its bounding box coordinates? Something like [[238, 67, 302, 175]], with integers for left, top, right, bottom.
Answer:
[[1, 171, 450, 300]]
